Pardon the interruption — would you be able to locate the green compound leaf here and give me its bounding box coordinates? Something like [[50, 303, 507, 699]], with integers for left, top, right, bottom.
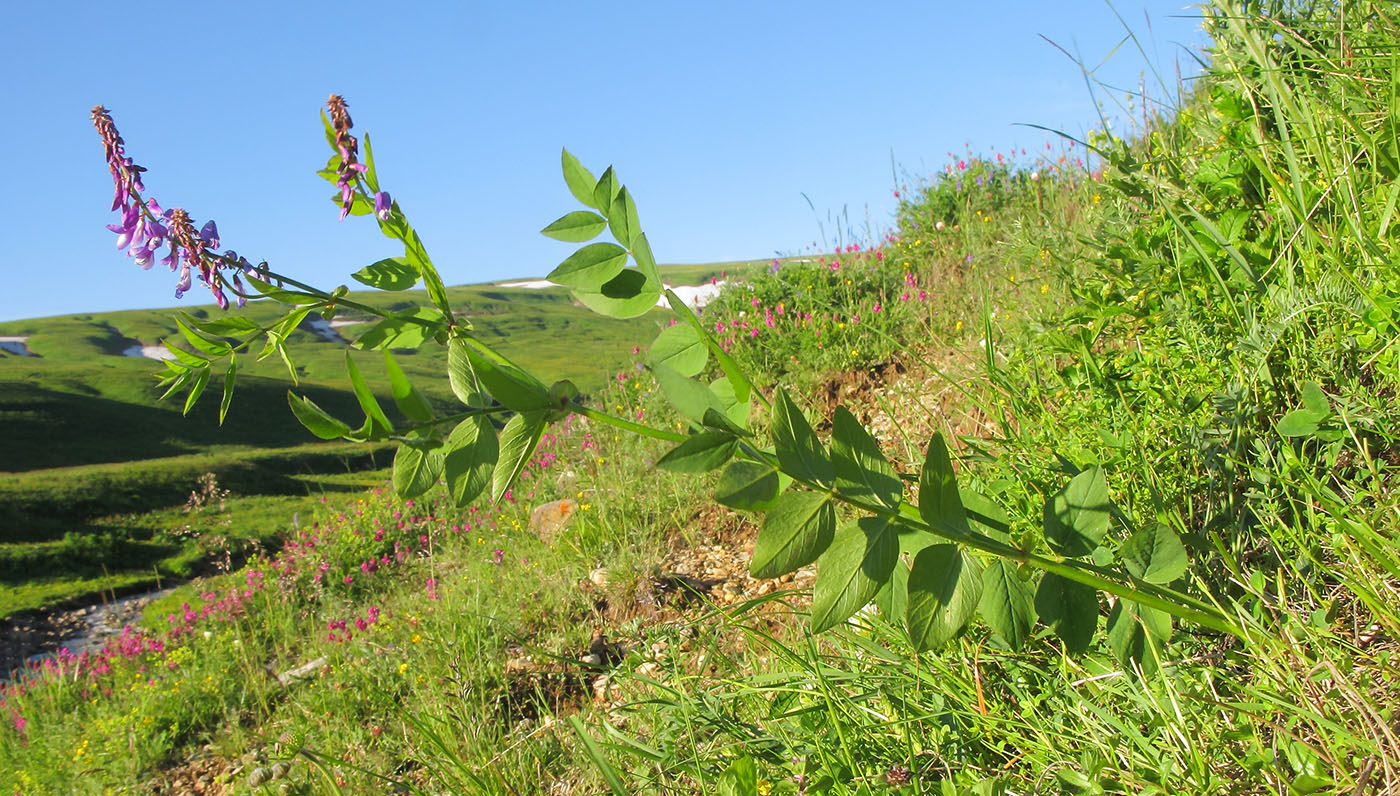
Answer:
[[572, 268, 661, 319], [1277, 410, 1324, 438], [548, 242, 629, 289], [446, 337, 487, 408], [561, 148, 599, 209], [164, 342, 208, 369], [493, 411, 546, 503], [875, 553, 911, 622], [454, 337, 551, 412], [962, 488, 1012, 541], [287, 391, 353, 439], [1034, 573, 1099, 654], [183, 366, 211, 416], [831, 406, 901, 508], [400, 228, 454, 323], [653, 363, 727, 425], [752, 491, 834, 579], [648, 323, 708, 377], [607, 187, 640, 249], [709, 377, 750, 428], [906, 543, 984, 651], [716, 459, 782, 513], [772, 388, 833, 488], [361, 131, 379, 193], [443, 415, 498, 507], [393, 439, 444, 499], [701, 407, 749, 437], [1044, 466, 1113, 557], [175, 316, 232, 356], [1107, 599, 1171, 675], [181, 313, 260, 336], [919, 433, 970, 535], [979, 560, 1036, 650], [218, 354, 237, 425], [352, 309, 442, 351], [384, 351, 434, 423], [351, 257, 419, 291], [1277, 384, 1331, 438], [1301, 381, 1330, 416], [657, 431, 738, 474], [811, 516, 897, 633], [593, 166, 619, 216], [631, 231, 661, 282], [1121, 523, 1189, 584], [717, 756, 758, 796], [345, 352, 394, 438], [541, 210, 608, 243]]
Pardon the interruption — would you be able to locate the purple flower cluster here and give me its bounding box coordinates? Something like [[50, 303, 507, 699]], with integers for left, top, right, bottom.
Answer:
[[92, 105, 259, 309], [325, 94, 369, 221]]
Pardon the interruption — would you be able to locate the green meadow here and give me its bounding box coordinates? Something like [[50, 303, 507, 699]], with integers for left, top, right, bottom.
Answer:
[[5, 4, 1400, 795], [0, 264, 748, 614]]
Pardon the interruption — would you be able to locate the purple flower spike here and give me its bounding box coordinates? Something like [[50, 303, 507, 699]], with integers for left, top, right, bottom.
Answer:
[[374, 191, 392, 221], [326, 95, 367, 222]]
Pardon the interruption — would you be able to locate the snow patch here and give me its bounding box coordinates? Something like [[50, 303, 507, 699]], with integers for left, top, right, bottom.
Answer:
[[496, 278, 728, 309], [122, 345, 176, 361], [304, 318, 343, 343], [0, 336, 34, 357], [662, 281, 725, 309], [328, 318, 365, 328]]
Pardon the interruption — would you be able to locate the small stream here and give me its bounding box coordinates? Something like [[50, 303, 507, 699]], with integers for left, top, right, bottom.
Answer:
[[1, 587, 177, 680]]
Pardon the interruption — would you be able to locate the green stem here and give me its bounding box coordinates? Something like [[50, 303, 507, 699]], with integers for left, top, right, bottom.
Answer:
[[391, 405, 513, 438], [571, 403, 688, 443], [237, 268, 442, 330]]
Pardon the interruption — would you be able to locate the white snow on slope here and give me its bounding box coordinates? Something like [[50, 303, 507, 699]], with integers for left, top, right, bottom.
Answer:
[[496, 279, 728, 309], [0, 336, 34, 357], [121, 344, 176, 361]]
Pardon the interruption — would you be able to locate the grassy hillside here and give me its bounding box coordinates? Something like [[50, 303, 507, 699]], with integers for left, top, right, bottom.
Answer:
[[0, 264, 750, 613], [0, 264, 745, 473]]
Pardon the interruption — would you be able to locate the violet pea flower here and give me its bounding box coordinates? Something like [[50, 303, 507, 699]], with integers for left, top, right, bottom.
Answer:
[[374, 191, 392, 221]]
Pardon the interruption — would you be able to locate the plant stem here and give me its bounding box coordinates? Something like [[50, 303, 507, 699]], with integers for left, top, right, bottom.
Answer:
[[571, 403, 688, 444]]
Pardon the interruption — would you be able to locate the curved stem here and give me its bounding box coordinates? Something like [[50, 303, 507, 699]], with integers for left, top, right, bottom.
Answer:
[[571, 403, 688, 444], [390, 404, 513, 438]]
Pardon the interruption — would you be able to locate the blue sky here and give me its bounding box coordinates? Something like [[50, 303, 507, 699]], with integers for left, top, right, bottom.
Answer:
[[0, 1, 1206, 322]]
